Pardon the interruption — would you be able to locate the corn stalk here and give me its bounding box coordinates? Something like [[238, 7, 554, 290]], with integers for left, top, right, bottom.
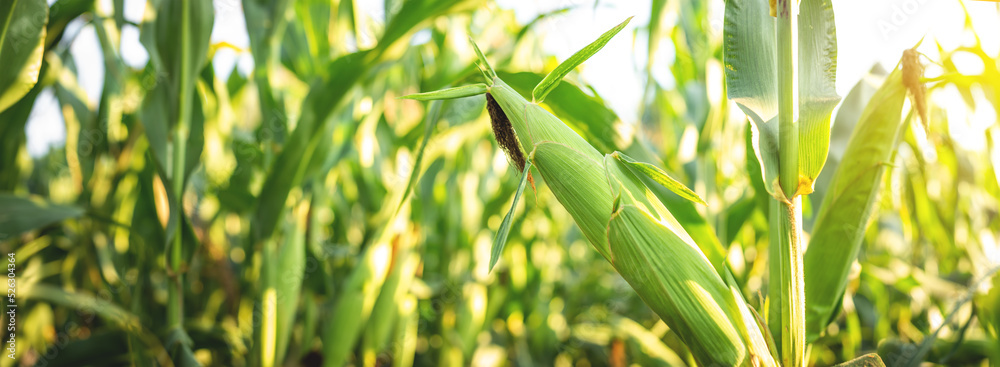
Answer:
[[724, 0, 840, 364]]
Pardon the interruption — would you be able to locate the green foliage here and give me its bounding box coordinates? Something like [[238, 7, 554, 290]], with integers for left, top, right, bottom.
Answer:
[[0, 0, 48, 114], [724, 0, 840, 200], [532, 17, 631, 103], [803, 64, 908, 341], [2, 0, 999, 366]]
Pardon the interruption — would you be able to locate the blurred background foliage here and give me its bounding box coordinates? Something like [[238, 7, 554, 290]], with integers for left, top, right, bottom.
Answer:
[[1, 0, 999, 366]]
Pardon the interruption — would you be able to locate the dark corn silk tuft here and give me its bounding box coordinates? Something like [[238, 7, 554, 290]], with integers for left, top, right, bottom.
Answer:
[[486, 93, 534, 188]]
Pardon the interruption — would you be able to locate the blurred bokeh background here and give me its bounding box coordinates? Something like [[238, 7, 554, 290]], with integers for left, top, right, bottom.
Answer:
[[3, 0, 1000, 366]]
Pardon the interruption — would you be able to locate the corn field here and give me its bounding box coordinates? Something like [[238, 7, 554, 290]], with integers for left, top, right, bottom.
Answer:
[[2, 0, 1000, 366]]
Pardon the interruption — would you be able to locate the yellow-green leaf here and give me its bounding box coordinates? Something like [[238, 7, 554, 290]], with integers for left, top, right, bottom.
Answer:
[[612, 151, 707, 205]]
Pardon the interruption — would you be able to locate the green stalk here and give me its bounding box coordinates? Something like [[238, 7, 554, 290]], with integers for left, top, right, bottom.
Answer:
[[768, 197, 804, 366], [168, 0, 193, 331], [772, 0, 805, 366]]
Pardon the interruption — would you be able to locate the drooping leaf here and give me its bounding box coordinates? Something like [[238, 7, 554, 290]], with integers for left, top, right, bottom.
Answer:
[[0, 194, 84, 238], [0, 0, 48, 114], [490, 159, 532, 272], [532, 17, 631, 103], [612, 151, 707, 205]]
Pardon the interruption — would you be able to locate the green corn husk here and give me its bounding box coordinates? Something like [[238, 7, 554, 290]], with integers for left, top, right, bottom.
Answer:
[[487, 78, 776, 366], [404, 25, 775, 364]]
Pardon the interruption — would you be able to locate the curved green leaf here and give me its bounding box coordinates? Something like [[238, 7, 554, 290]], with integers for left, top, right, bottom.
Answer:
[[0, 0, 48, 114], [612, 151, 706, 205]]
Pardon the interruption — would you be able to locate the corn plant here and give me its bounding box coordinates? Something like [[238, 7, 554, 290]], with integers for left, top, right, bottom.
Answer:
[[404, 0, 943, 365]]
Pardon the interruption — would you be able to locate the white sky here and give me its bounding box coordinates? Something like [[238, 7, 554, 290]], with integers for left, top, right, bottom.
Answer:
[[24, 0, 1000, 156]]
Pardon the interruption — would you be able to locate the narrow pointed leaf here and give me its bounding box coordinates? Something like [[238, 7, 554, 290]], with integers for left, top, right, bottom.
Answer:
[[612, 151, 706, 205], [393, 100, 443, 217], [532, 17, 631, 103], [490, 160, 532, 272], [469, 37, 496, 81], [401, 84, 488, 101]]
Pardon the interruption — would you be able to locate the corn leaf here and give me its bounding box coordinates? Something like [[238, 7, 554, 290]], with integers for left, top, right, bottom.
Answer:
[[254, 0, 472, 241], [274, 207, 307, 365], [0, 194, 84, 238], [974, 273, 1000, 341], [393, 100, 443, 217], [253, 51, 368, 241], [490, 160, 533, 272], [613, 317, 687, 366], [833, 354, 886, 367], [812, 65, 889, 206], [321, 229, 394, 367], [0, 0, 47, 114], [612, 151, 707, 206], [401, 84, 488, 100], [469, 37, 497, 81], [0, 85, 42, 191], [724, 0, 839, 199], [532, 17, 631, 103], [803, 64, 908, 341], [795, 0, 840, 194]]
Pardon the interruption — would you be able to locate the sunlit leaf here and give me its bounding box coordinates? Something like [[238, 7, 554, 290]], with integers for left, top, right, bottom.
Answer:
[[612, 151, 707, 206], [532, 17, 631, 103], [724, 0, 840, 199], [804, 62, 908, 341], [0, 0, 48, 114]]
